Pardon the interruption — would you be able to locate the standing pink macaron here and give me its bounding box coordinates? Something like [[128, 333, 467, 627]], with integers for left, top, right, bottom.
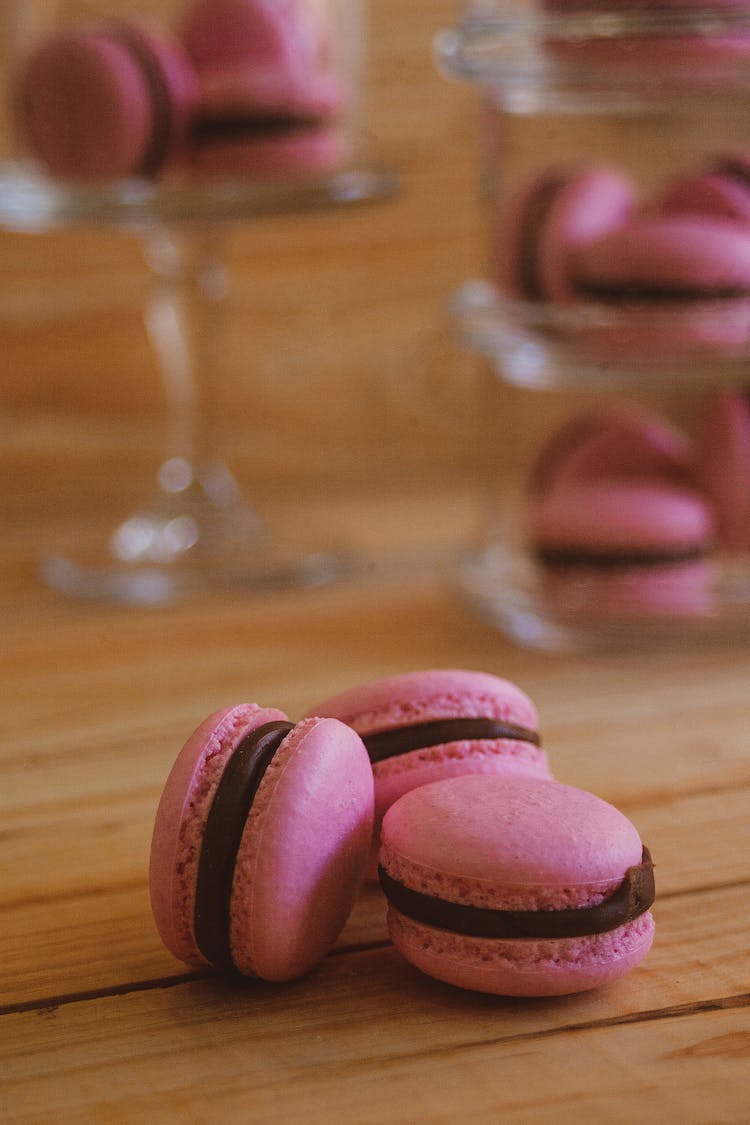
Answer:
[[18, 22, 197, 181], [307, 669, 551, 874], [379, 775, 656, 997], [149, 703, 373, 981]]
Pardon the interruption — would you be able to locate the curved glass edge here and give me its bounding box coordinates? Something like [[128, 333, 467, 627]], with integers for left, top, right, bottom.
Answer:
[[0, 161, 398, 233], [434, 8, 750, 92], [448, 279, 750, 392]]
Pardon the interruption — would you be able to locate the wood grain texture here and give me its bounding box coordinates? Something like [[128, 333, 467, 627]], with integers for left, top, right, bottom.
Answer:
[[2, 4, 750, 1121]]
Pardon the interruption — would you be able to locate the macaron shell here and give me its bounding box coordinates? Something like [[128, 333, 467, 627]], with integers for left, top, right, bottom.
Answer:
[[571, 216, 750, 295], [182, 0, 318, 75], [309, 669, 539, 736], [380, 776, 643, 906], [531, 480, 715, 556], [387, 910, 655, 997], [149, 703, 287, 967], [229, 716, 373, 981]]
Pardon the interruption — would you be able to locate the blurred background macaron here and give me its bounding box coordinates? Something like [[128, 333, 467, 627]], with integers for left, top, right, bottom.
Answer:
[[17, 21, 197, 181]]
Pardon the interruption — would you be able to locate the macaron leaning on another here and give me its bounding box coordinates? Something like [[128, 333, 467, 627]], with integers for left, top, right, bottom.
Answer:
[[182, 0, 348, 178], [149, 703, 373, 982], [379, 775, 656, 997], [307, 669, 551, 874], [18, 22, 197, 181]]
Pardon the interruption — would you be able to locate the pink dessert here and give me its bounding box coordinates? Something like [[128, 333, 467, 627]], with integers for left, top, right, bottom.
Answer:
[[307, 669, 551, 876], [528, 412, 717, 618], [18, 22, 197, 181], [531, 479, 715, 567], [181, 0, 347, 178], [497, 165, 636, 302], [379, 775, 656, 997], [695, 389, 750, 550], [149, 703, 373, 981]]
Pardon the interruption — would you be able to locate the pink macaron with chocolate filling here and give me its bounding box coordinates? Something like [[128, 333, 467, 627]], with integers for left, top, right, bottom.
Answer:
[[182, 0, 346, 178], [496, 164, 636, 302], [308, 669, 551, 874], [379, 775, 656, 996], [18, 22, 196, 181], [149, 703, 373, 981]]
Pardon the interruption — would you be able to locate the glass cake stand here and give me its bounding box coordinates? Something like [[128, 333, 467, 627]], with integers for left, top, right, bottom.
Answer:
[[0, 161, 396, 604]]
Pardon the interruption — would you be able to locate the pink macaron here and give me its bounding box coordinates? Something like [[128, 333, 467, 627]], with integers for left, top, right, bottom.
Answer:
[[18, 22, 197, 181], [149, 703, 373, 981], [379, 775, 656, 997], [496, 165, 636, 302], [182, 0, 346, 178], [531, 479, 715, 569], [307, 669, 551, 874], [695, 389, 750, 550]]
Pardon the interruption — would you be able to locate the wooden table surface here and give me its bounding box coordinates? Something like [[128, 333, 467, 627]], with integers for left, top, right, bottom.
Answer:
[[2, 491, 750, 1124]]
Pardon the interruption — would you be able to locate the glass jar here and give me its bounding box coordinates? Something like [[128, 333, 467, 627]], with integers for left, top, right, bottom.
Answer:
[[438, 2, 750, 649]]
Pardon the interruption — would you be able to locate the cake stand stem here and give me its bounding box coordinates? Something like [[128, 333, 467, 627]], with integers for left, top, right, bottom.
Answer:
[[40, 220, 345, 604]]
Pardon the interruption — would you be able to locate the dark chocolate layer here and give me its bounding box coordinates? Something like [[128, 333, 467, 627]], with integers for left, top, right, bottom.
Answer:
[[191, 113, 322, 146], [363, 717, 540, 765], [536, 545, 708, 569], [577, 281, 750, 301], [379, 846, 654, 940], [193, 719, 294, 971]]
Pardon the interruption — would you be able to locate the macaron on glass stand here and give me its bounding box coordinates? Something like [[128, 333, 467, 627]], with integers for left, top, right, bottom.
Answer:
[[435, 1, 750, 650], [0, 1, 394, 605]]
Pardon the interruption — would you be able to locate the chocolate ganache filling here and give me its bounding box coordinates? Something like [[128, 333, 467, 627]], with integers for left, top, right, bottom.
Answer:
[[194, 719, 294, 970], [379, 846, 654, 939], [363, 717, 540, 765], [536, 544, 709, 569], [191, 111, 324, 146]]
